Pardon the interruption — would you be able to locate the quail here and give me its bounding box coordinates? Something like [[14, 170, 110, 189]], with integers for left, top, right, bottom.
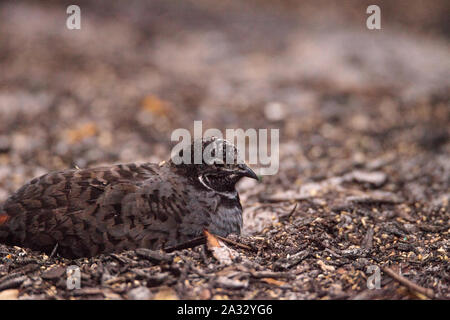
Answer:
[[0, 137, 258, 258]]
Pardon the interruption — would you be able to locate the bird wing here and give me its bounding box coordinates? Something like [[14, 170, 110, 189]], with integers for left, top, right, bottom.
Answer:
[[0, 164, 180, 257]]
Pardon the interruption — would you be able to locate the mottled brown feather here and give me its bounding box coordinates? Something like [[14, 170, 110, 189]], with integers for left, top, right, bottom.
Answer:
[[0, 161, 243, 258]]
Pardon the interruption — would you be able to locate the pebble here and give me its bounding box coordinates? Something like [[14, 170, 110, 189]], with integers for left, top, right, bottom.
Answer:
[[264, 102, 287, 121], [0, 289, 19, 300], [351, 170, 387, 187], [127, 286, 152, 300]]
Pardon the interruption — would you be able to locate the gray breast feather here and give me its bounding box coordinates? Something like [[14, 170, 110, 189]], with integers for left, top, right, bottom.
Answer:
[[208, 204, 242, 237]]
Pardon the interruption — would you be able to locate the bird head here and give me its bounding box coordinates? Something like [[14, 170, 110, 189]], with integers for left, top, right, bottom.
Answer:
[[170, 136, 258, 192]]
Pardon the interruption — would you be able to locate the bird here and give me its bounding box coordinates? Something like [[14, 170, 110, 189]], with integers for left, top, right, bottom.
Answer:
[[0, 137, 258, 258]]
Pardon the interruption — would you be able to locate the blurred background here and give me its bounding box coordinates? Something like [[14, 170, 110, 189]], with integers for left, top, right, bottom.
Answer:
[[0, 0, 449, 203], [0, 0, 449, 300]]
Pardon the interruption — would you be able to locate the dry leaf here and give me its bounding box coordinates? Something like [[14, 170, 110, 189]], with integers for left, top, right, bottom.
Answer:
[[141, 95, 170, 116], [153, 286, 179, 300], [66, 122, 98, 144], [261, 278, 287, 286], [204, 229, 239, 265]]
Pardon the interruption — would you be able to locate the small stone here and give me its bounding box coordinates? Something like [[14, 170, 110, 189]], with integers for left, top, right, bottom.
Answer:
[[403, 223, 417, 233], [264, 102, 286, 121], [0, 289, 19, 300], [153, 286, 179, 300], [127, 286, 152, 300], [215, 276, 249, 289], [351, 170, 387, 187]]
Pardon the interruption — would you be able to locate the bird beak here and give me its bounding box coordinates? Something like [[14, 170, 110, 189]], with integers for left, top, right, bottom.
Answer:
[[239, 164, 259, 181]]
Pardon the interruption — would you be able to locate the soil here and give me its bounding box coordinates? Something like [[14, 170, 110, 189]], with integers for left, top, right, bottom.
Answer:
[[0, 0, 448, 300]]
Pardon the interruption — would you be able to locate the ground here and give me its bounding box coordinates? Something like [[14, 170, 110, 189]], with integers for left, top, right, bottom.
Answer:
[[0, 0, 448, 300]]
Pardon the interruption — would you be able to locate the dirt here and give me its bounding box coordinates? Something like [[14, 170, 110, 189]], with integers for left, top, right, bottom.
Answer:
[[0, 0, 448, 300]]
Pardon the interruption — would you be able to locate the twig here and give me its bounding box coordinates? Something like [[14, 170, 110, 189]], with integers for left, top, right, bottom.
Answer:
[[382, 266, 434, 299], [164, 233, 254, 252], [250, 270, 295, 279], [279, 203, 298, 221], [0, 275, 27, 291], [164, 237, 206, 252], [215, 235, 254, 251], [260, 193, 311, 203], [49, 243, 59, 259]]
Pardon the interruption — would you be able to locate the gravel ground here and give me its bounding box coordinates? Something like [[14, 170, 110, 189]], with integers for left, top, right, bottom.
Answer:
[[0, 0, 448, 300]]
